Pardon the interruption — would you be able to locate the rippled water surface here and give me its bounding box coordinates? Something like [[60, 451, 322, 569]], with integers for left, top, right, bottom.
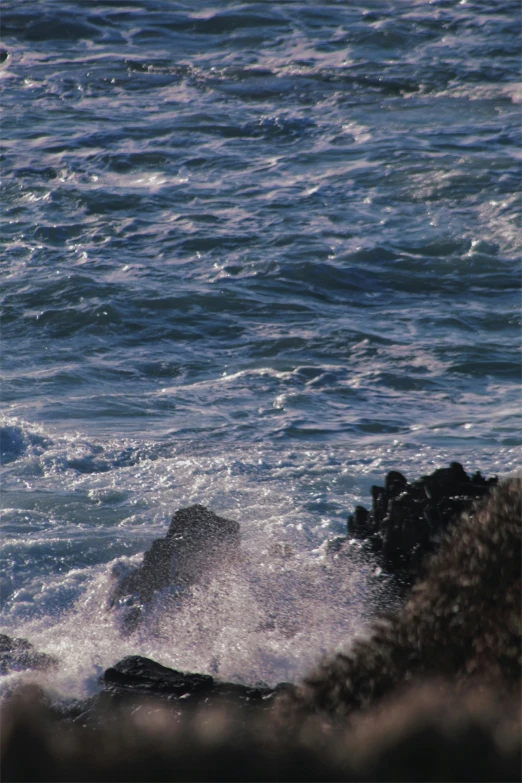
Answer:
[[0, 0, 520, 694]]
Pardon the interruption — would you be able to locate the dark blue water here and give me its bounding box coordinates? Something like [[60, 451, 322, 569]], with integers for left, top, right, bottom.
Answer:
[[0, 0, 520, 695]]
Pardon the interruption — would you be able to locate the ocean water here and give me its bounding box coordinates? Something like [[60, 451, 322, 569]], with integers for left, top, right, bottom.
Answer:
[[0, 0, 520, 699]]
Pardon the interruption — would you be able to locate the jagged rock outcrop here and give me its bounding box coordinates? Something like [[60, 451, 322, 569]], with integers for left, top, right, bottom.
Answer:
[[291, 476, 521, 719], [101, 655, 291, 711], [0, 635, 57, 676], [329, 462, 497, 592], [109, 466, 498, 636], [109, 505, 240, 631]]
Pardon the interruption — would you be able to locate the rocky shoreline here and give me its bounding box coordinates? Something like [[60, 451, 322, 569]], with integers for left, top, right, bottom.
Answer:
[[1, 465, 520, 781], [330, 461, 497, 592]]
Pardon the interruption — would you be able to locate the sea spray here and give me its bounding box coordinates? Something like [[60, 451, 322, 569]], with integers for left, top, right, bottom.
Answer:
[[0, 533, 394, 700]]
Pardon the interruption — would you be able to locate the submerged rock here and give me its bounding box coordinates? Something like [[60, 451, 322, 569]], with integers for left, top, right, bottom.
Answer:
[[0, 635, 57, 675], [330, 462, 497, 592]]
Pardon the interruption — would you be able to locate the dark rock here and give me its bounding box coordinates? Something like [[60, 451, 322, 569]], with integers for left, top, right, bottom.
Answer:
[[342, 462, 497, 592], [110, 505, 241, 626], [347, 505, 371, 538], [103, 656, 214, 700], [1, 677, 520, 782], [292, 477, 521, 719], [212, 678, 292, 707], [0, 634, 57, 675], [384, 470, 408, 498], [101, 654, 293, 711]]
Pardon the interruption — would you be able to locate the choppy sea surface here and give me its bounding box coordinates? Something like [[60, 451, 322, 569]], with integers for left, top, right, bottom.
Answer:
[[1, 0, 520, 698]]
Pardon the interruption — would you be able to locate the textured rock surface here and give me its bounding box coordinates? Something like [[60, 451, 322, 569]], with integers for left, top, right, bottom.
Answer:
[[102, 655, 291, 710], [110, 504, 241, 630], [293, 476, 521, 719], [0, 634, 57, 675], [329, 462, 498, 592]]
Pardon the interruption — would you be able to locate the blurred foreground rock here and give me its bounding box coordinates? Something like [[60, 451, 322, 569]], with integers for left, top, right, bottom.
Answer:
[[1, 676, 519, 781]]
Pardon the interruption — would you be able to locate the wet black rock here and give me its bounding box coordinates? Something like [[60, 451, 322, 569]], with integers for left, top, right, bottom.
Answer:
[[331, 462, 497, 592], [103, 656, 214, 700], [110, 505, 241, 629], [0, 635, 57, 675], [294, 477, 521, 720], [102, 655, 292, 710]]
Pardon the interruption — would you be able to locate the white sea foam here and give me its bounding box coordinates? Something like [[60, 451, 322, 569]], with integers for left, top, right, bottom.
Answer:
[[1, 417, 519, 700], [0, 538, 389, 699]]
